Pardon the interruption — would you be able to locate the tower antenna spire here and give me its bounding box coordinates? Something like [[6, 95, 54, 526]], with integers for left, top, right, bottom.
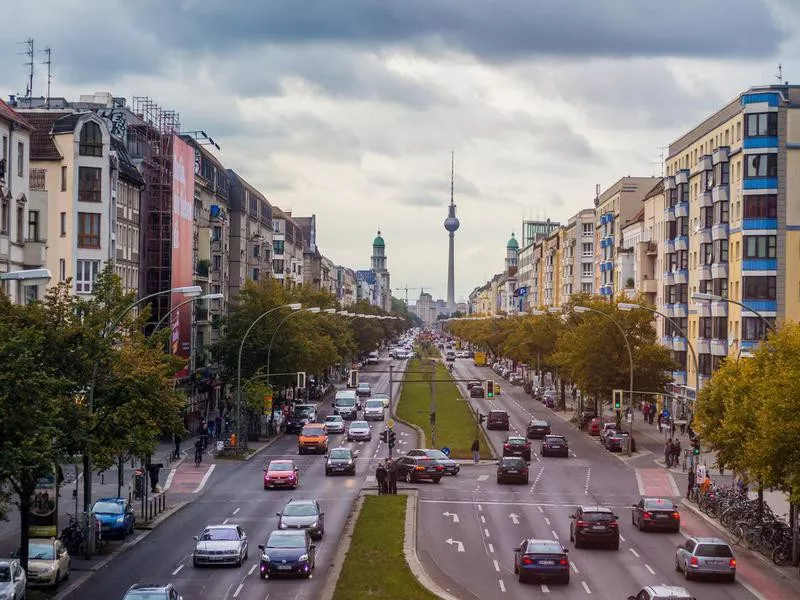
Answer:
[[450, 150, 454, 206]]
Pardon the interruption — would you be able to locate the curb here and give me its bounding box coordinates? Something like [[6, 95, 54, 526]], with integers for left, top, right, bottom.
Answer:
[[319, 493, 365, 600]]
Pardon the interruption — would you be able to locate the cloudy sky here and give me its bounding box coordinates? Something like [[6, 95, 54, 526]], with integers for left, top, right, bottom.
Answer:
[[2, 0, 798, 301]]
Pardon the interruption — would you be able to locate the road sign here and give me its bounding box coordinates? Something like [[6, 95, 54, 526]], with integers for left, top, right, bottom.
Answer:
[[626, 412, 633, 424], [387, 418, 395, 429], [263, 394, 273, 414], [441, 447, 451, 457]]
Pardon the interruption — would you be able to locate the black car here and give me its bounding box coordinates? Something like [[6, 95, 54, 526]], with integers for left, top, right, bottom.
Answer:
[[285, 405, 317, 434], [502, 436, 532, 461], [497, 457, 528, 484], [276, 499, 324, 540], [487, 410, 510, 430], [258, 530, 315, 578], [406, 449, 460, 475], [325, 447, 356, 476], [541, 435, 569, 458], [470, 385, 485, 398], [631, 497, 680, 532], [394, 456, 444, 483], [569, 506, 619, 550], [466, 380, 482, 390], [513, 538, 570, 584], [526, 419, 551, 439], [606, 431, 637, 453]]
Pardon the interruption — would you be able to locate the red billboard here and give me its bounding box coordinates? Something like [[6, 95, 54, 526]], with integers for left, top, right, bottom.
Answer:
[[171, 135, 195, 377]]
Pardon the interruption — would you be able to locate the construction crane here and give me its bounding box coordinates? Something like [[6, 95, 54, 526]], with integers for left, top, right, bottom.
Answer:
[[394, 286, 430, 305]]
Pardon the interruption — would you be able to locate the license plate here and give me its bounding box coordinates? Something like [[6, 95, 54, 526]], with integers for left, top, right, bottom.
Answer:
[[655, 514, 668, 519], [506, 469, 518, 473], [277, 565, 292, 570], [592, 525, 605, 530], [426, 468, 437, 472], [539, 560, 554, 565]]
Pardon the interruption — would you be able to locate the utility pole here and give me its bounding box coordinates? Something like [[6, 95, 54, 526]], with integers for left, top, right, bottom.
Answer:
[[429, 359, 437, 448], [41, 47, 52, 108], [389, 364, 393, 408], [21, 38, 34, 107]]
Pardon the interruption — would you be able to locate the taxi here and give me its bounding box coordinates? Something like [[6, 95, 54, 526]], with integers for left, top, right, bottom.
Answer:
[[298, 423, 329, 455]]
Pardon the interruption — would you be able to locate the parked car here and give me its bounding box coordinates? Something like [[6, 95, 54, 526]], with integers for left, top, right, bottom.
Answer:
[[285, 404, 317, 434], [91, 497, 136, 539], [513, 539, 570, 584], [599, 423, 620, 446], [569, 506, 619, 550], [466, 380, 482, 390], [632, 497, 681, 532], [526, 419, 551, 439], [16, 539, 70, 588], [588, 417, 603, 436], [675, 537, 736, 581], [487, 410, 510, 430], [606, 431, 637, 453], [497, 457, 529, 484]]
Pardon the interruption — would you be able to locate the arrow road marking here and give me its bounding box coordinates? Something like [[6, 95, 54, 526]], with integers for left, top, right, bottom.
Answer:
[[509, 513, 520, 525], [446, 538, 465, 552], [443, 511, 460, 524]]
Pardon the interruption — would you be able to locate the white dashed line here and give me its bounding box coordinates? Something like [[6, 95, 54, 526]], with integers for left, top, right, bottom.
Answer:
[[581, 581, 592, 594], [544, 517, 551, 526], [248, 564, 257, 575], [584, 468, 591, 494], [222, 518, 230, 524], [551, 529, 559, 540], [619, 534, 626, 542], [233, 583, 244, 597], [570, 562, 579, 574], [499, 579, 506, 592], [541, 583, 550, 593], [172, 564, 184, 575], [484, 528, 491, 538], [477, 504, 483, 512], [644, 564, 655, 575], [629, 548, 640, 558], [477, 475, 488, 481], [232, 507, 240, 515], [480, 515, 486, 524], [488, 543, 494, 553], [537, 506, 544, 513], [493, 559, 500, 572]]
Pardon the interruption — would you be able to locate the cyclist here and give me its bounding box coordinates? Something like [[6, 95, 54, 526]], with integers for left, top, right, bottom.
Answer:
[[194, 438, 204, 466]]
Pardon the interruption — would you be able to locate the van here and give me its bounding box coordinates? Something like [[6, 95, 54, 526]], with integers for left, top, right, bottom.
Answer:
[[367, 351, 380, 365], [333, 390, 359, 420]]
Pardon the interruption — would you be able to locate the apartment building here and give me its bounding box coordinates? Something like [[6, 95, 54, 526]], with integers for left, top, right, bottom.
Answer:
[[227, 170, 273, 298], [111, 138, 144, 295], [567, 208, 596, 300], [272, 208, 305, 287], [336, 265, 357, 306]]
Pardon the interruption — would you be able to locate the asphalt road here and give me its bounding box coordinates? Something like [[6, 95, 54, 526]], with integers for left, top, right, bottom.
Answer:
[[411, 357, 762, 600], [65, 355, 411, 600]]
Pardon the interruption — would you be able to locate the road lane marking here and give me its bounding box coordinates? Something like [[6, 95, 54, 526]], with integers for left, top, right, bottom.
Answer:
[[498, 579, 506, 592], [484, 528, 490, 538], [537, 506, 544, 513], [584, 468, 591, 494], [480, 515, 486, 524], [551, 530, 559, 540], [493, 559, 500, 572], [581, 581, 592, 594], [477, 475, 488, 481], [488, 543, 494, 553], [619, 534, 626, 542], [172, 564, 184, 575], [248, 564, 257, 575], [544, 517, 550, 525], [629, 548, 639, 557], [223, 518, 230, 524], [570, 562, 579, 574], [233, 507, 241, 515], [644, 564, 655, 574], [477, 504, 483, 512], [233, 583, 244, 597], [193, 464, 216, 493], [541, 584, 550, 593]]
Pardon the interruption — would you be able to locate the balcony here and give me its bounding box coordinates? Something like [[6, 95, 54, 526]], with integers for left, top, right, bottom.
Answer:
[[740, 339, 760, 353], [698, 264, 712, 281], [699, 190, 713, 208], [642, 278, 657, 294], [698, 155, 713, 171], [672, 370, 687, 385], [711, 186, 729, 204], [663, 271, 674, 285], [674, 303, 688, 318], [663, 304, 675, 318], [672, 337, 688, 352], [23, 240, 46, 267], [743, 136, 778, 150], [742, 299, 777, 314], [743, 218, 778, 231], [711, 261, 728, 279], [712, 147, 729, 165], [674, 269, 688, 284], [696, 338, 711, 354], [711, 223, 729, 241], [697, 228, 712, 244], [664, 206, 676, 221], [743, 177, 778, 191], [663, 239, 675, 254], [661, 335, 672, 347], [675, 202, 689, 218], [711, 300, 728, 317], [676, 170, 689, 185], [742, 258, 777, 272], [675, 236, 689, 251], [710, 339, 728, 356], [694, 301, 711, 318]]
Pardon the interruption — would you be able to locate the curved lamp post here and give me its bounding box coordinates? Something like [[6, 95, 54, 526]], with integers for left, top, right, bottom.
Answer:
[[151, 293, 224, 334], [265, 307, 322, 396], [236, 303, 303, 447], [573, 305, 634, 457]]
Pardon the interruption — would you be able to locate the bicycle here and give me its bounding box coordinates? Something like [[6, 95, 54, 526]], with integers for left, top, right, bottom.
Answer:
[[195, 449, 203, 467]]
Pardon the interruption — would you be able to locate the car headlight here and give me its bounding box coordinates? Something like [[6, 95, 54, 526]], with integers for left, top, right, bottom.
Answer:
[[279, 523, 288, 529], [116, 516, 125, 523], [298, 553, 309, 562], [310, 521, 319, 528]]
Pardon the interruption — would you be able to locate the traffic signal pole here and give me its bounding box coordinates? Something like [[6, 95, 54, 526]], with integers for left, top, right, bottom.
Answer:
[[429, 359, 437, 448]]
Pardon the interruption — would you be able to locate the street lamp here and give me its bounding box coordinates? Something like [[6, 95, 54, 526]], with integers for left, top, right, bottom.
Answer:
[[573, 305, 634, 456], [236, 303, 302, 447], [151, 293, 225, 333], [691, 292, 776, 335], [265, 307, 322, 398], [0, 268, 52, 302], [619, 302, 700, 419]]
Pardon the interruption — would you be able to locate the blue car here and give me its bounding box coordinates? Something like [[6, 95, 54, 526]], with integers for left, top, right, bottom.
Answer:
[[258, 530, 316, 579], [92, 497, 135, 539], [514, 539, 570, 584]]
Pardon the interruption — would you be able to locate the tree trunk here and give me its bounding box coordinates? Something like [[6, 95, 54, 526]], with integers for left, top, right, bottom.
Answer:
[[790, 501, 799, 566], [13, 478, 36, 573], [757, 483, 764, 515], [117, 456, 124, 498], [559, 378, 566, 411]]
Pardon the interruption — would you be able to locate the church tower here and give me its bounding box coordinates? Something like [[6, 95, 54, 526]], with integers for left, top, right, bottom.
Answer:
[[371, 230, 391, 311]]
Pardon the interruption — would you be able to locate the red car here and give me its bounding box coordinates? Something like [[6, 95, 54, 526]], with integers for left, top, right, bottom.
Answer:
[[503, 436, 532, 462], [264, 460, 299, 490]]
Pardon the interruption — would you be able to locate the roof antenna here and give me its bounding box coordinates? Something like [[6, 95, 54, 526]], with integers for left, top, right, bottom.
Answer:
[[41, 47, 52, 109], [776, 63, 783, 84], [450, 150, 454, 206], [20, 38, 34, 108]]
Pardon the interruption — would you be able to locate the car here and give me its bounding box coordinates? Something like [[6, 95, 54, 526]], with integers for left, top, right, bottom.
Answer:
[[286, 404, 317, 433], [497, 457, 529, 484], [466, 380, 482, 390], [264, 460, 299, 489], [394, 456, 444, 483], [366, 351, 380, 365], [406, 449, 460, 475], [347, 420, 372, 442], [599, 422, 620, 446], [326, 447, 357, 476], [470, 385, 485, 398], [675, 537, 736, 582], [323, 414, 345, 434], [588, 417, 603, 436], [356, 382, 372, 397], [503, 436, 532, 461], [92, 497, 135, 539], [513, 539, 570, 584], [123, 583, 183, 600], [632, 497, 681, 532], [526, 419, 551, 439], [569, 506, 620, 549], [298, 423, 329, 455], [627, 585, 695, 600], [277, 499, 324, 540], [373, 392, 390, 408], [541, 435, 569, 458], [363, 399, 386, 421], [259, 530, 316, 579], [487, 410, 510, 430], [606, 431, 637, 452], [192, 524, 248, 567], [0, 560, 25, 600], [333, 390, 359, 420], [16, 539, 70, 588]]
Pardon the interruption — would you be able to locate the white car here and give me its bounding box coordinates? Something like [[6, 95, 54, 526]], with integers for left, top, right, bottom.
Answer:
[[324, 415, 345, 434], [373, 393, 390, 409], [0, 559, 26, 600], [24, 539, 70, 587], [363, 399, 385, 421], [193, 524, 249, 567], [347, 421, 372, 442]]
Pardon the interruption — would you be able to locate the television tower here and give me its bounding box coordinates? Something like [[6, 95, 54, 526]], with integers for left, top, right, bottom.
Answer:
[[443, 151, 460, 311]]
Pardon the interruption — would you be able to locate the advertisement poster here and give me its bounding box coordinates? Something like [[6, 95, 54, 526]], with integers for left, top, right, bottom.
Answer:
[[171, 135, 195, 377], [29, 469, 58, 538]]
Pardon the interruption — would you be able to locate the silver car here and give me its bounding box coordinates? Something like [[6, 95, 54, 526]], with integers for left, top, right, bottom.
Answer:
[[193, 524, 249, 567], [0, 559, 26, 600], [347, 420, 372, 442], [675, 536, 736, 581], [363, 399, 385, 421], [373, 393, 390, 408], [323, 415, 345, 434]]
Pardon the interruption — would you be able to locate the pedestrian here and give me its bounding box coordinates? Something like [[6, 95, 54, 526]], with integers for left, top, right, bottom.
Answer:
[[700, 473, 711, 496], [173, 434, 182, 460], [147, 463, 161, 493], [672, 440, 681, 468], [471, 439, 480, 464], [687, 468, 696, 499], [215, 415, 222, 436], [386, 459, 398, 495], [665, 438, 673, 467], [680, 421, 687, 436], [376, 461, 388, 495], [207, 420, 215, 440], [670, 419, 676, 438]]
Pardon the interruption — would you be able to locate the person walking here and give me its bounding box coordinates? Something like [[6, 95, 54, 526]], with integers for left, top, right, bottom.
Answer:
[[687, 468, 696, 499], [664, 438, 673, 467], [386, 459, 398, 495], [471, 439, 480, 464], [375, 461, 388, 495]]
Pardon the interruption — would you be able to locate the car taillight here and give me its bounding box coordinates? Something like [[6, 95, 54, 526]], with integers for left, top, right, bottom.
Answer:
[[609, 521, 618, 528], [690, 556, 699, 566], [504, 444, 511, 449], [672, 512, 680, 519], [415, 466, 425, 471], [522, 468, 529, 474], [437, 466, 444, 471], [729, 558, 736, 568], [521, 556, 534, 565], [559, 559, 568, 565], [642, 512, 652, 519], [576, 520, 588, 527]]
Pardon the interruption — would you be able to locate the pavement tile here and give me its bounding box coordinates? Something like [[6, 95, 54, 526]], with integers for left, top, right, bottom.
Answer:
[[634, 468, 680, 497]]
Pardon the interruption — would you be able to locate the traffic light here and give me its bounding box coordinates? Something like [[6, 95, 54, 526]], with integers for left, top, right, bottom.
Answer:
[[479, 413, 486, 425], [613, 390, 622, 410], [692, 440, 701, 456], [380, 430, 389, 443], [297, 371, 306, 389], [388, 430, 396, 448], [348, 369, 359, 388], [486, 380, 495, 398]]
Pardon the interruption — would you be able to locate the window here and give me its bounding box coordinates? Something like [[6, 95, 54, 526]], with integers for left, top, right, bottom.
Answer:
[[745, 154, 778, 178], [78, 167, 102, 202], [61, 166, 67, 191], [581, 283, 592, 294], [700, 207, 713, 228], [743, 316, 776, 341], [713, 161, 729, 186], [253, 244, 260, 258], [745, 112, 778, 137], [678, 217, 689, 237], [712, 317, 727, 339], [744, 236, 776, 259], [59, 258, 66, 282], [714, 200, 729, 224], [75, 259, 100, 293], [27, 210, 39, 241], [713, 240, 728, 263], [212, 255, 222, 271], [79, 121, 103, 157], [60, 212, 66, 236], [582, 223, 593, 235], [743, 276, 776, 300], [698, 353, 713, 376], [16, 141, 23, 177], [698, 317, 713, 338], [273, 239, 285, 255], [212, 225, 222, 242], [77, 212, 101, 248], [700, 243, 713, 265], [743, 194, 777, 218], [252, 268, 260, 281], [699, 279, 711, 294], [712, 278, 728, 297]]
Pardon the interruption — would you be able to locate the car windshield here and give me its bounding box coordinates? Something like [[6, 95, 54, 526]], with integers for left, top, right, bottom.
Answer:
[[267, 534, 306, 549], [508, 438, 525, 445], [528, 541, 563, 553], [268, 461, 294, 472], [283, 503, 318, 517], [546, 436, 566, 443], [29, 544, 55, 560], [582, 512, 613, 522], [294, 406, 314, 415], [201, 528, 239, 541], [93, 501, 124, 514], [696, 543, 733, 557], [425, 450, 448, 459], [329, 449, 351, 459], [336, 398, 355, 407], [365, 400, 383, 408], [358, 383, 369, 389], [645, 499, 676, 510], [350, 421, 368, 428], [501, 458, 525, 467], [302, 427, 325, 436], [0, 566, 9, 581], [490, 412, 506, 418], [530, 421, 547, 427], [374, 393, 389, 398], [325, 416, 342, 422], [124, 593, 169, 600]]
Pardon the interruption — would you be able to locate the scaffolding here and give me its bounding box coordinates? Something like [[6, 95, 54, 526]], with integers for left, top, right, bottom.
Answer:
[[130, 97, 181, 325]]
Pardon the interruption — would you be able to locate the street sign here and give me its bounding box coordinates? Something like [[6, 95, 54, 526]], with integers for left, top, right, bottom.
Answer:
[[441, 447, 451, 457], [387, 418, 395, 429], [263, 394, 273, 414], [626, 412, 633, 424]]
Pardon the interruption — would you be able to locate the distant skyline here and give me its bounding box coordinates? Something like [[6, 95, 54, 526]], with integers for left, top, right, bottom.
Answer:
[[2, 1, 798, 299]]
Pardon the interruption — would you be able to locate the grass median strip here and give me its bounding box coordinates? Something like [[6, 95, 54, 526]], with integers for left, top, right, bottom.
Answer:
[[396, 358, 493, 459], [332, 495, 438, 600]]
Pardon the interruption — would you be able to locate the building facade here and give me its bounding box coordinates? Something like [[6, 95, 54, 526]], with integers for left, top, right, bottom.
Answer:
[[504, 233, 519, 313], [112, 138, 144, 295], [227, 170, 273, 298]]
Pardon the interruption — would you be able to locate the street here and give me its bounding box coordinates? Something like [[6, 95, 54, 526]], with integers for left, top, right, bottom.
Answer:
[[61, 356, 412, 600]]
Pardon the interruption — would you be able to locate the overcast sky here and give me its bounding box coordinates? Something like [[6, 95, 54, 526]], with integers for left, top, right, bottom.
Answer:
[[2, 0, 798, 302]]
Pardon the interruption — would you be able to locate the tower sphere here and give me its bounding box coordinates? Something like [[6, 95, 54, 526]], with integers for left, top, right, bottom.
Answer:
[[444, 216, 460, 232]]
